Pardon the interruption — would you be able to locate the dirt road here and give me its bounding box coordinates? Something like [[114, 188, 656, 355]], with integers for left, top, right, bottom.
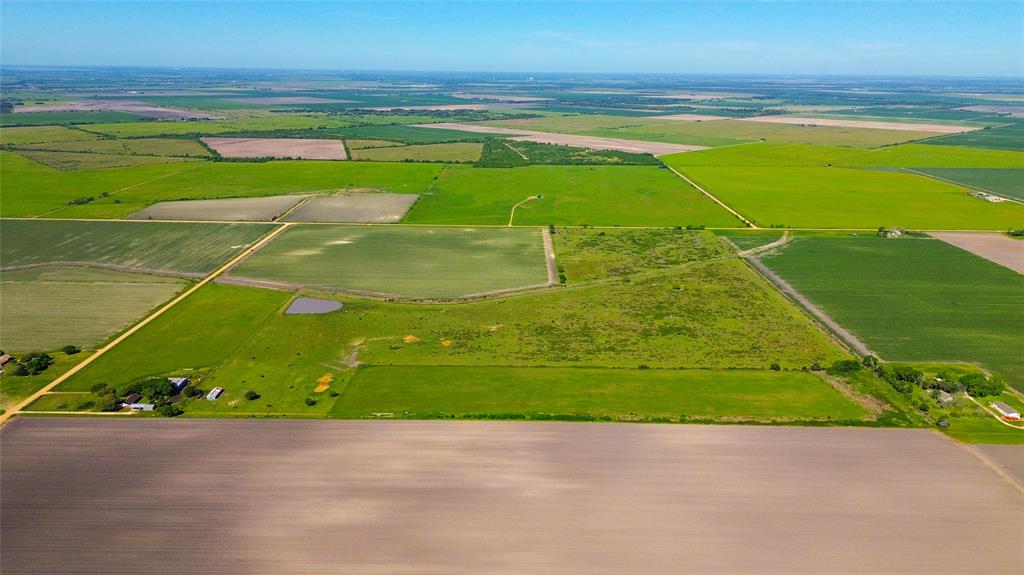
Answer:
[[2, 419, 1020, 574]]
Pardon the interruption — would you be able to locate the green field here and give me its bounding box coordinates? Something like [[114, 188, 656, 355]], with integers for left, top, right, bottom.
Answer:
[[662, 142, 1024, 168], [714, 230, 785, 251], [1, 219, 275, 275], [553, 227, 732, 282], [1, 125, 101, 145], [405, 165, 740, 227], [0, 111, 147, 126], [760, 235, 1024, 389], [0, 351, 90, 414], [79, 114, 358, 138], [227, 225, 550, 299], [0, 152, 444, 218], [927, 122, 1024, 151], [677, 166, 1024, 229], [11, 150, 197, 171], [910, 168, 1024, 200], [351, 142, 483, 162], [0, 266, 186, 352], [17, 137, 210, 157], [329, 365, 869, 422]]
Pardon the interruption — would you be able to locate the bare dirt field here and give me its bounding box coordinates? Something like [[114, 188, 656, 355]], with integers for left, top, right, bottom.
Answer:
[[737, 115, 977, 134], [2, 419, 1020, 575], [202, 137, 347, 160], [931, 232, 1024, 273], [282, 192, 418, 223], [979, 444, 1024, 484], [14, 100, 219, 120], [127, 195, 308, 221], [417, 122, 707, 155], [651, 113, 729, 121]]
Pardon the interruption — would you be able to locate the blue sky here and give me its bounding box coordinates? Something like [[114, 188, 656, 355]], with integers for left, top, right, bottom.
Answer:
[[2, 1, 1020, 76]]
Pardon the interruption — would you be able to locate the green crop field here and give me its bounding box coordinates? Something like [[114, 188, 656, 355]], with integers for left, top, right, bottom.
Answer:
[[677, 166, 1024, 229], [553, 227, 732, 282], [1, 219, 275, 275], [336, 124, 492, 143], [10, 150, 197, 171], [226, 225, 550, 299], [405, 164, 740, 227], [926, 122, 1024, 151], [0, 266, 187, 352], [351, 142, 483, 162], [662, 142, 1024, 168], [17, 137, 210, 157], [911, 168, 1024, 200], [80, 114, 357, 138], [760, 235, 1024, 389], [329, 365, 868, 422], [0, 153, 444, 218], [0, 111, 147, 126], [1, 125, 102, 145]]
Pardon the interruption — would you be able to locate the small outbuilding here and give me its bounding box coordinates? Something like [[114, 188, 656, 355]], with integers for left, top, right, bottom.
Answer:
[[991, 402, 1021, 421], [168, 377, 190, 392], [0, 354, 13, 366], [206, 387, 224, 401], [129, 403, 155, 412], [935, 390, 955, 407], [122, 393, 142, 405]]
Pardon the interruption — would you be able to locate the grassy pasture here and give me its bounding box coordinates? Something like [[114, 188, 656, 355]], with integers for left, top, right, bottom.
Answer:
[[0, 351, 89, 414], [335, 124, 493, 144], [80, 115, 357, 138], [226, 225, 550, 299], [760, 235, 1024, 389], [661, 142, 1024, 168], [344, 139, 403, 149], [678, 166, 1024, 229], [714, 230, 786, 251], [405, 165, 740, 227], [11, 150, 198, 171], [351, 142, 484, 162], [0, 266, 187, 352], [1, 125, 101, 145], [57, 284, 291, 392], [330, 365, 868, 422], [282, 193, 419, 223], [17, 137, 210, 157], [1, 219, 275, 275], [911, 168, 1024, 200], [553, 227, 732, 282]]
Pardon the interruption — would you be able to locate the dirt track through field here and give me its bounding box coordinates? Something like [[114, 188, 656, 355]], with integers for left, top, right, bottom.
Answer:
[[414, 123, 706, 155], [2, 419, 1020, 574], [745, 255, 872, 356], [541, 228, 558, 285], [930, 231, 1024, 273]]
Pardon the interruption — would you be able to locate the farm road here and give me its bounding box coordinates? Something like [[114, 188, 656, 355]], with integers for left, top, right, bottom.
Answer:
[[0, 223, 292, 426]]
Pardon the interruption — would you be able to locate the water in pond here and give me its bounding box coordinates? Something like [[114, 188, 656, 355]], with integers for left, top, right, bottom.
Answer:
[[285, 297, 343, 315]]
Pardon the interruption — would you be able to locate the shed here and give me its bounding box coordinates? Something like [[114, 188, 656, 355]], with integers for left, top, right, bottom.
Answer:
[[935, 390, 955, 407], [0, 354, 12, 366], [206, 387, 224, 401], [122, 393, 142, 404], [129, 403, 155, 412], [168, 377, 190, 391], [991, 402, 1021, 421]]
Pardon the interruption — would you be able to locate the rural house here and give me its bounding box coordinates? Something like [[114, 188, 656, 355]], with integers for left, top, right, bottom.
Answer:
[[168, 377, 190, 392], [991, 402, 1021, 421]]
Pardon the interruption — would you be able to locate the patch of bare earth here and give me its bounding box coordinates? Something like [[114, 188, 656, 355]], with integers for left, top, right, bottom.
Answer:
[[2, 419, 1021, 574], [930, 232, 1024, 274], [13, 100, 220, 120], [202, 137, 347, 160], [736, 115, 977, 134]]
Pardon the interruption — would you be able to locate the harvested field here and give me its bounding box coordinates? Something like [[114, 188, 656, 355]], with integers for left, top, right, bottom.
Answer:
[[979, 444, 1024, 484], [202, 137, 347, 160], [127, 195, 308, 221], [2, 419, 1020, 574], [930, 232, 1024, 274], [225, 225, 550, 299], [0, 266, 186, 352], [282, 193, 418, 223], [350, 142, 483, 162], [737, 115, 978, 134], [652, 113, 729, 121], [12, 100, 219, 120], [415, 123, 705, 155]]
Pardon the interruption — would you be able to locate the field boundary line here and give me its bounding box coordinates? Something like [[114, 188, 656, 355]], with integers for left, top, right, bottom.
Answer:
[[0, 223, 292, 427], [743, 254, 873, 357], [900, 168, 1024, 205], [953, 438, 1024, 496], [541, 227, 558, 285], [664, 164, 757, 228]]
